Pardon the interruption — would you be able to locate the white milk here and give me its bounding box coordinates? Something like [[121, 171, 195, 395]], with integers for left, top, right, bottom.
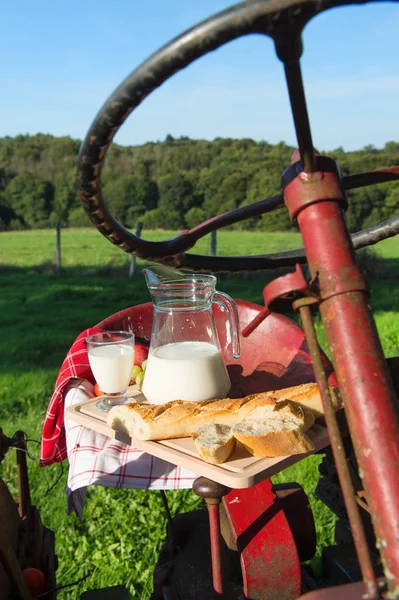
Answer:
[[88, 344, 134, 393], [142, 341, 230, 405]]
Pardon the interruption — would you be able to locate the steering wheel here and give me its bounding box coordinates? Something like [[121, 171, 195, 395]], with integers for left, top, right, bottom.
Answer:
[[77, 0, 399, 272]]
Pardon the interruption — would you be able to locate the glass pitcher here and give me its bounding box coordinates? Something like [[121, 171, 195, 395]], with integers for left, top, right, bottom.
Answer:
[[141, 266, 241, 405]]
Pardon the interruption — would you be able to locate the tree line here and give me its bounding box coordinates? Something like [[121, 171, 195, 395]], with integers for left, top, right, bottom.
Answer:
[[0, 133, 398, 233]]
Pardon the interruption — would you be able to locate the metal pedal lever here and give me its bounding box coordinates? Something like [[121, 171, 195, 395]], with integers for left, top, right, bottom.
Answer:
[[192, 478, 231, 597]]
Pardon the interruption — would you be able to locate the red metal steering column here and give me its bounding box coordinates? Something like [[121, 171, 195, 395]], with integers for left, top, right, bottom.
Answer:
[[283, 152, 399, 597]]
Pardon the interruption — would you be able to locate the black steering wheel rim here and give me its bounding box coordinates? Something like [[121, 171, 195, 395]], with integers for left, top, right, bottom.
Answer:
[[77, 0, 399, 272]]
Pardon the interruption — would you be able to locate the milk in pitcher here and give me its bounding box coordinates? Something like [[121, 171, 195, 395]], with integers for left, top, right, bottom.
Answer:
[[142, 341, 230, 404]]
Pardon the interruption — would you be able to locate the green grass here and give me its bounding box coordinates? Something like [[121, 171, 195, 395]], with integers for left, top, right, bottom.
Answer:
[[0, 228, 398, 597], [0, 228, 305, 269]]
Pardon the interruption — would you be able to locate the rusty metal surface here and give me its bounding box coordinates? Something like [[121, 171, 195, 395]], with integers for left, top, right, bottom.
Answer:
[[192, 478, 231, 596], [223, 478, 301, 600], [282, 160, 399, 596], [207, 503, 224, 596], [283, 156, 347, 221], [298, 304, 379, 599]]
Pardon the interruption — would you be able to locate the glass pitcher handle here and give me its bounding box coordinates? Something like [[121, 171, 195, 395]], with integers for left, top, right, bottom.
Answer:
[[213, 291, 241, 359]]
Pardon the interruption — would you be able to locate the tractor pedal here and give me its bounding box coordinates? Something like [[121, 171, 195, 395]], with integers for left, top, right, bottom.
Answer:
[[80, 585, 130, 599]]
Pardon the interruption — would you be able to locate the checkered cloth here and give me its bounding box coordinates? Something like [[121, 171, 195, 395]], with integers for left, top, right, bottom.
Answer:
[[40, 328, 198, 517]]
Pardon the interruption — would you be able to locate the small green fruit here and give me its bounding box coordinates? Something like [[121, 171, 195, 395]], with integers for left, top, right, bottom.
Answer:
[[136, 370, 145, 390], [141, 359, 148, 372], [131, 365, 142, 380]]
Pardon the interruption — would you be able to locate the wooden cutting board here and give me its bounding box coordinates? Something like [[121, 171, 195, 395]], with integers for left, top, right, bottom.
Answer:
[[65, 390, 330, 488]]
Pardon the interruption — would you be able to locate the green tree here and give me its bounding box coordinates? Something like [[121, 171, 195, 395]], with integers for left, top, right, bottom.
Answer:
[[5, 172, 53, 228], [157, 172, 195, 227], [52, 172, 77, 225], [103, 175, 158, 227], [142, 208, 161, 229], [382, 184, 399, 220], [0, 194, 21, 230], [142, 207, 181, 230], [68, 206, 91, 228], [209, 171, 248, 215], [257, 207, 293, 232], [346, 186, 386, 231], [0, 133, 399, 233], [185, 206, 206, 229]]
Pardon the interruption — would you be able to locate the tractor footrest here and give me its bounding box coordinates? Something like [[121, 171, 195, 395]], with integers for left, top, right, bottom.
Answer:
[[80, 585, 130, 599]]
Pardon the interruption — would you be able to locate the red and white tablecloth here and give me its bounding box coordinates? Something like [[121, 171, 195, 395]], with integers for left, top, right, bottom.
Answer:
[[40, 328, 198, 517]]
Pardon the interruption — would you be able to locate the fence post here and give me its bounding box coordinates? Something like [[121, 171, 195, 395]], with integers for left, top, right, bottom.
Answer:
[[210, 230, 217, 256], [128, 221, 143, 277], [56, 221, 61, 274]]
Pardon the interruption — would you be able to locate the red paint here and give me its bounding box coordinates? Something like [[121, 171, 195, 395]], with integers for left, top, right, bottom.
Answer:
[[263, 263, 310, 313], [241, 306, 270, 337], [208, 502, 224, 595], [283, 155, 346, 223], [223, 479, 301, 599], [285, 160, 399, 592]]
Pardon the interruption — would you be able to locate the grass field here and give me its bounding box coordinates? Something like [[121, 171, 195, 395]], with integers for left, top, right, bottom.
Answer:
[[1, 227, 399, 598]]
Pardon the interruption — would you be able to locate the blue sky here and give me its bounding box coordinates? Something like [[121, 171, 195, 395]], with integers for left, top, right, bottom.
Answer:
[[1, 0, 398, 151]]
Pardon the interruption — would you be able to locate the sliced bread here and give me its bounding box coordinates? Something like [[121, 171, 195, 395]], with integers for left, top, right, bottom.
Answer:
[[232, 418, 315, 458], [192, 424, 236, 465]]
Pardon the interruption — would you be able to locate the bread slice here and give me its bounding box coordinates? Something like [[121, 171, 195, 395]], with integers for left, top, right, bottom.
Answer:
[[232, 419, 315, 458], [243, 398, 315, 433], [269, 383, 341, 418], [192, 424, 235, 465]]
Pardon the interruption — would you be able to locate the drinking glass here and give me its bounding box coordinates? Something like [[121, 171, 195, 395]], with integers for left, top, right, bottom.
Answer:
[[86, 331, 135, 411]]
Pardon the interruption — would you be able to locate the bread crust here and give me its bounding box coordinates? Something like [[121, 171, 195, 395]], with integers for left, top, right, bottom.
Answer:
[[193, 424, 236, 465], [232, 426, 315, 458], [107, 393, 315, 442], [107, 393, 314, 441], [269, 383, 341, 417], [107, 394, 277, 441]]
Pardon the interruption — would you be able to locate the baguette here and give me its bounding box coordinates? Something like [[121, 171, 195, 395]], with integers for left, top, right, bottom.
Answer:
[[107, 396, 274, 441], [268, 383, 341, 417], [192, 424, 236, 465], [107, 394, 314, 442]]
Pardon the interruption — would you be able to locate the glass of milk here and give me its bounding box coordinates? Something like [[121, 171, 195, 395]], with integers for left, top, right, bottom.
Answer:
[[141, 267, 241, 405], [86, 331, 135, 411]]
